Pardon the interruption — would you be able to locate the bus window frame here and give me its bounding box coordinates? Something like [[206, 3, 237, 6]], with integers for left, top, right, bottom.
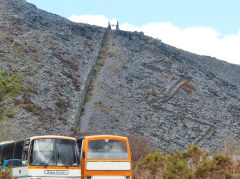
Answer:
[[85, 136, 132, 162], [28, 137, 80, 168]]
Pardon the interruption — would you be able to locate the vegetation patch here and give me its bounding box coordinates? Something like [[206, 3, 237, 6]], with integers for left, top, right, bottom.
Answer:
[[83, 38, 94, 51], [98, 45, 109, 59], [20, 95, 54, 122], [20, 95, 40, 115], [0, 71, 23, 120], [180, 80, 196, 95], [132, 142, 240, 179], [22, 103, 38, 114], [96, 58, 105, 66], [164, 57, 176, 67], [151, 90, 158, 97], [0, 167, 12, 179], [56, 97, 70, 109], [0, 71, 23, 102], [56, 96, 71, 121], [108, 52, 115, 57], [97, 101, 114, 115]]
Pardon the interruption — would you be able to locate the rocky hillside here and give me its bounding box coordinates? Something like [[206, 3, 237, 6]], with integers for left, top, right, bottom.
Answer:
[[1, 0, 240, 152], [0, 0, 106, 140]]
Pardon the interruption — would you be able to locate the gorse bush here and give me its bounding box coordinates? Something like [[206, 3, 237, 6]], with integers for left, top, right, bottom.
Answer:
[[133, 145, 239, 179], [138, 152, 166, 175], [0, 166, 12, 179], [166, 152, 191, 178]]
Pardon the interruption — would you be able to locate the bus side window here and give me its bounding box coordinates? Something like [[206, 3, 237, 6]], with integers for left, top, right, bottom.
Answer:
[[1, 143, 15, 167], [13, 140, 24, 167]]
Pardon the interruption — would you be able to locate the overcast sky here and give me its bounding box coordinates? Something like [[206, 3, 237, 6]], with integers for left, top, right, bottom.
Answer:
[[27, 0, 240, 65]]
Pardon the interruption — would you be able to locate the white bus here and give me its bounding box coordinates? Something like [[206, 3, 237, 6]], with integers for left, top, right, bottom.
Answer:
[[0, 135, 81, 178]]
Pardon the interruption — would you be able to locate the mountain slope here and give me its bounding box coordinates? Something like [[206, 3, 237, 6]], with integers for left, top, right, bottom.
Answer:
[[0, 0, 240, 152], [80, 31, 240, 152], [0, 0, 106, 139]]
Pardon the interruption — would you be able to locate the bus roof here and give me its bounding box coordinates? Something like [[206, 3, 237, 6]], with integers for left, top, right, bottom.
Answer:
[[29, 135, 77, 141], [0, 135, 76, 145], [0, 140, 15, 145], [83, 135, 128, 141]]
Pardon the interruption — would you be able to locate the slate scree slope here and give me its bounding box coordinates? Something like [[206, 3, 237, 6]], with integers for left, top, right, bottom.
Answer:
[[0, 0, 240, 152]]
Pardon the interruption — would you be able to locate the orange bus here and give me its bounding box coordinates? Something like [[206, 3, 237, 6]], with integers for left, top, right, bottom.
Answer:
[[77, 135, 132, 179]]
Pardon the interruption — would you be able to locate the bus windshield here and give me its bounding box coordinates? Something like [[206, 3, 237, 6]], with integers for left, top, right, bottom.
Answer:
[[87, 139, 128, 159], [29, 138, 79, 167]]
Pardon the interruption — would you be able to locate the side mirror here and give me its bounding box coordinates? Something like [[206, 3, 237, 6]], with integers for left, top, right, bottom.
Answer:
[[22, 160, 27, 166]]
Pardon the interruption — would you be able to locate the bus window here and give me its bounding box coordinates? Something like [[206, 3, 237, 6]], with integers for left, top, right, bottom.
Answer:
[[29, 138, 80, 167], [55, 139, 80, 166], [12, 140, 24, 167], [87, 139, 129, 159], [29, 139, 54, 166], [1, 143, 15, 166]]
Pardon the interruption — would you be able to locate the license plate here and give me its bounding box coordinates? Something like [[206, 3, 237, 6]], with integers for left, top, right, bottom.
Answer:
[[44, 170, 69, 175]]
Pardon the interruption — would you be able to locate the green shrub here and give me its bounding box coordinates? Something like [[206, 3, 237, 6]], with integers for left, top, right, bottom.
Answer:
[[0, 71, 23, 120], [22, 103, 38, 114], [138, 152, 166, 175], [195, 158, 212, 178], [0, 71, 23, 101], [167, 153, 191, 178], [5, 108, 16, 118]]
